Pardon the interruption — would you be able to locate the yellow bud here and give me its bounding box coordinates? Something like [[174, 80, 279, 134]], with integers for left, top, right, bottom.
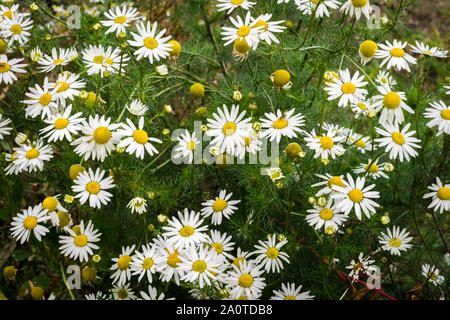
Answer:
[[196, 106, 207, 117], [157, 214, 168, 223], [3, 266, 17, 281], [190, 83, 205, 98], [82, 266, 97, 282], [30, 286, 44, 300], [147, 224, 155, 232], [92, 254, 101, 263], [69, 164, 85, 180]]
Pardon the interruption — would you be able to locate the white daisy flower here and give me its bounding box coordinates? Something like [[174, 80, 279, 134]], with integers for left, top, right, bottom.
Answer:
[[374, 39, 417, 72], [10, 204, 50, 244], [154, 236, 185, 285], [421, 264, 445, 286], [271, 283, 315, 300], [259, 108, 305, 143], [423, 177, 449, 213], [100, 4, 140, 36], [0, 54, 26, 85], [0, 114, 12, 139], [127, 197, 148, 214], [305, 128, 346, 160], [0, 4, 27, 23], [58, 220, 101, 262], [354, 159, 389, 180], [345, 131, 373, 154], [410, 41, 448, 58], [111, 283, 137, 300], [345, 252, 377, 280], [205, 104, 251, 155], [235, 128, 263, 159], [340, 0, 372, 20], [221, 12, 263, 50], [40, 105, 84, 142], [350, 98, 373, 118], [375, 70, 397, 87], [30, 47, 43, 63], [375, 122, 421, 162], [131, 243, 158, 282], [41, 195, 67, 226], [252, 234, 290, 273], [128, 21, 173, 64], [126, 99, 149, 116], [110, 245, 136, 285], [311, 173, 346, 197], [358, 40, 378, 65], [201, 189, 241, 225], [37, 47, 71, 73], [306, 200, 348, 231], [230, 248, 253, 270], [71, 167, 116, 209], [116, 117, 162, 159], [82, 44, 129, 77], [266, 167, 285, 181], [70, 114, 121, 162], [216, 0, 256, 14], [331, 173, 380, 219], [179, 245, 222, 288], [51, 72, 85, 103], [0, 14, 33, 45], [205, 230, 235, 263], [12, 138, 53, 173], [23, 77, 59, 120], [423, 100, 450, 136], [250, 14, 286, 45], [173, 130, 200, 164], [4, 151, 22, 176], [85, 291, 109, 300], [295, 0, 341, 18], [378, 226, 413, 256], [371, 84, 413, 125], [140, 285, 175, 300], [225, 260, 266, 300], [162, 208, 209, 249], [324, 69, 368, 107]]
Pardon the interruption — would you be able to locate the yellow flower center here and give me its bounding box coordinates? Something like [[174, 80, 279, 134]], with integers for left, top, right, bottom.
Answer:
[[26, 148, 39, 160], [142, 258, 154, 270], [192, 260, 207, 273], [383, 92, 401, 109], [234, 38, 250, 53], [213, 199, 228, 212], [365, 163, 379, 173], [348, 189, 364, 202], [341, 82, 356, 94], [357, 102, 367, 110], [31, 287, 44, 300], [266, 247, 279, 259], [104, 57, 113, 65], [39, 93, 52, 106], [93, 55, 104, 64], [179, 226, 195, 237], [233, 257, 245, 268], [11, 152, 18, 162], [0, 62, 11, 73], [252, 20, 268, 31], [437, 187, 450, 201], [144, 37, 158, 49], [319, 208, 334, 220], [238, 273, 254, 288], [52, 59, 65, 65], [168, 40, 181, 57], [187, 141, 196, 151], [133, 129, 148, 144], [243, 136, 251, 146], [93, 126, 112, 144], [10, 24, 22, 34], [440, 109, 450, 120], [391, 132, 405, 145], [54, 118, 69, 129], [86, 181, 100, 194], [117, 288, 128, 299], [328, 176, 345, 188], [319, 136, 334, 150], [360, 40, 377, 57], [355, 139, 366, 148], [42, 196, 58, 212], [426, 271, 437, 281], [231, 0, 245, 4], [273, 69, 290, 86], [57, 211, 71, 228], [55, 81, 69, 93], [117, 255, 132, 270], [212, 242, 223, 254], [222, 122, 237, 136], [351, 0, 367, 8], [390, 48, 405, 58], [273, 118, 288, 129], [388, 238, 402, 247], [74, 235, 88, 247], [114, 16, 127, 24], [237, 26, 250, 37], [167, 251, 181, 268], [284, 295, 296, 300], [3, 10, 13, 19], [23, 216, 37, 230]]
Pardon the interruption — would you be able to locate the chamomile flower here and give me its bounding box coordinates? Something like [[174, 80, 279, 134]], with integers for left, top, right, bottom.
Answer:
[[271, 283, 315, 300], [179, 245, 221, 288], [116, 117, 162, 159], [235, 128, 262, 159], [100, 5, 140, 36], [324, 69, 368, 107], [252, 234, 290, 273], [340, 0, 372, 20], [4, 151, 22, 176], [266, 167, 284, 181], [41, 195, 67, 225], [375, 70, 397, 87], [0, 14, 33, 45], [354, 159, 389, 180], [10, 205, 50, 244], [110, 245, 136, 285], [305, 128, 346, 160], [205, 104, 251, 155], [378, 226, 413, 256], [346, 252, 376, 280], [0, 114, 12, 139], [140, 285, 175, 300], [225, 260, 266, 300], [126, 99, 149, 116], [250, 14, 286, 45], [410, 41, 448, 58], [30, 47, 43, 63], [128, 21, 173, 64], [375, 122, 421, 162], [421, 264, 445, 286], [71, 167, 116, 209], [23, 77, 59, 120], [306, 201, 348, 231], [127, 197, 148, 214], [12, 138, 53, 173], [372, 84, 413, 125], [423, 177, 450, 213], [162, 208, 209, 249], [374, 39, 417, 72], [216, 0, 256, 14], [359, 40, 378, 65], [311, 173, 346, 197], [346, 132, 373, 154], [173, 130, 200, 164], [423, 100, 450, 136], [82, 44, 129, 77], [350, 98, 373, 118], [40, 105, 84, 142], [221, 12, 263, 50], [58, 220, 101, 262], [71, 114, 121, 162], [111, 283, 137, 300], [331, 173, 380, 219], [37, 47, 71, 73], [0, 4, 25, 23], [85, 291, 109, 300], [295, 0, 341, 18], [259, 108, 305, 143], [51, 72, 86, 103], [131, 244, 158, 282], [206, 230, 235, 262], [0, 54, 26, 85], [154, 237, 185, 285], [201, 189, 241, 225]]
